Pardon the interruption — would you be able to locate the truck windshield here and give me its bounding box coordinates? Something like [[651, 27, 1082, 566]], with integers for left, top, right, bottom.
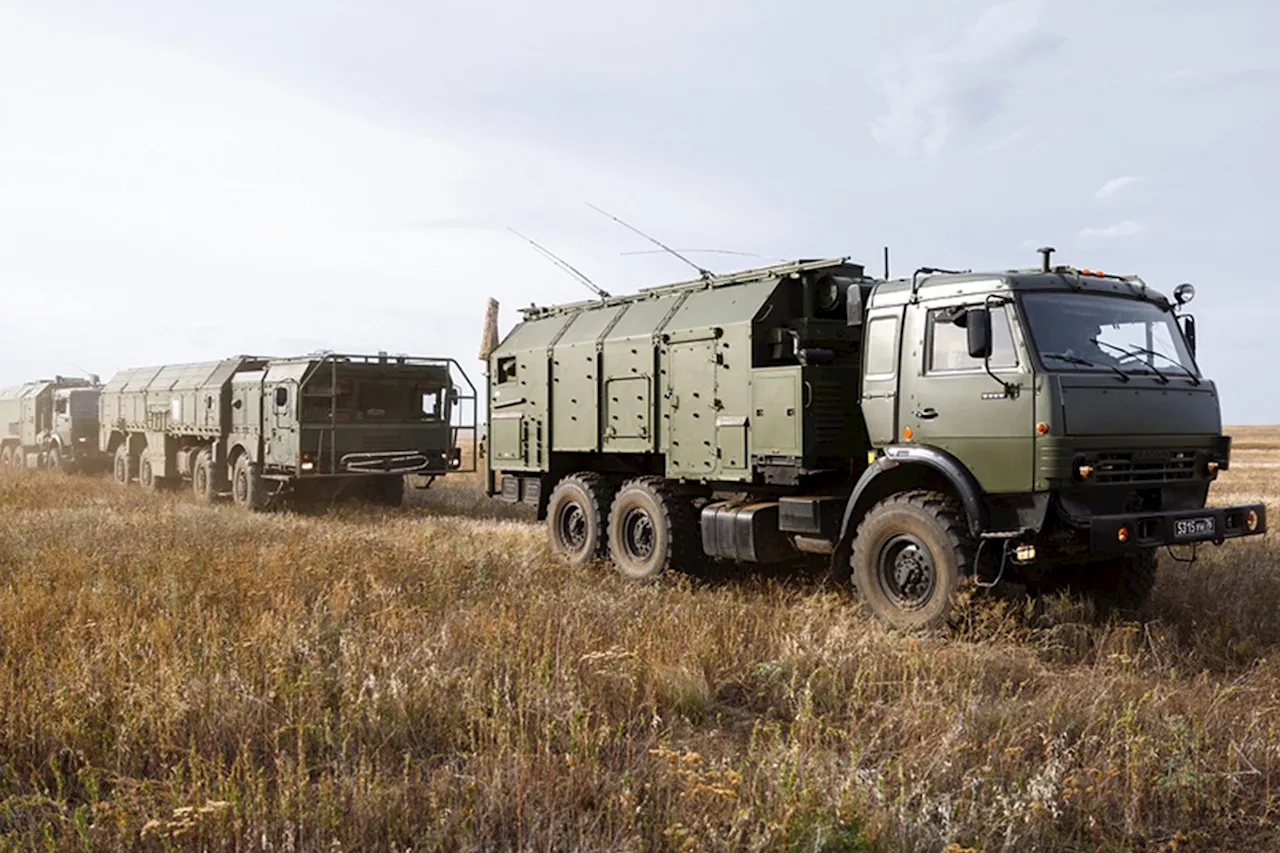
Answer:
[[69, 391, 98, 417], [302, 377, 447, 423], [1018, 292, 1197, 377]]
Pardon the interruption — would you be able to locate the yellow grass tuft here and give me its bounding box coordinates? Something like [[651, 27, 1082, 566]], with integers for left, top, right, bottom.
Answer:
[[0, 429, 1276, 851]]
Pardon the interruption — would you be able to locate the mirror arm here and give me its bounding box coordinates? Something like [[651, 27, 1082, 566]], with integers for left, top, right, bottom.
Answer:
[[982, 296, 1017, 398]]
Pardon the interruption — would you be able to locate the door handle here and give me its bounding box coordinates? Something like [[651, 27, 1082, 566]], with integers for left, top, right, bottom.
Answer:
[[914, 408, 938, 420]]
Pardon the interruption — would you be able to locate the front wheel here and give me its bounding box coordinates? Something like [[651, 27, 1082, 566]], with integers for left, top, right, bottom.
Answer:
[[850, 491, 974, 632]]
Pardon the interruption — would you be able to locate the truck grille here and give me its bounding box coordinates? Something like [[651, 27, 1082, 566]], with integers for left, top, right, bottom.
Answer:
[[360, 434, 410, 451], [1094, 449, 1197, 484]]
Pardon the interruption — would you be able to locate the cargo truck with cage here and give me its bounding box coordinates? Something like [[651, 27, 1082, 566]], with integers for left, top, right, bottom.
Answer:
[[100, 352, 475, 509], [485, 251, 1266, 629]]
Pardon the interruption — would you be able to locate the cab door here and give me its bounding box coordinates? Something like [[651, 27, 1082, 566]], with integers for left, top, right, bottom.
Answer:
[[268, 380, 299, 469], [897, 298, 1034, 494], [859, 306, 905, 447]]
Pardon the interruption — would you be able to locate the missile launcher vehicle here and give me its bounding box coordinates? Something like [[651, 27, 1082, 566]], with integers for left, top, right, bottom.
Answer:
[[101, 352, 475, 509], [486, 250, 1266, 628], [0, 375, 108, 472]]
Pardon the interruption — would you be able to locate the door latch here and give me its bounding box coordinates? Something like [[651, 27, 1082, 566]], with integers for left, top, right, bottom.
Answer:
[[914, 408, 938, 420]]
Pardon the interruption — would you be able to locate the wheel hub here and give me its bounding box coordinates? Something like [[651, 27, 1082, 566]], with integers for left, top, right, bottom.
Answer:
[[621, 508, 655, 560], [876, 534, 937, 609], [558, 503, 589, 550]]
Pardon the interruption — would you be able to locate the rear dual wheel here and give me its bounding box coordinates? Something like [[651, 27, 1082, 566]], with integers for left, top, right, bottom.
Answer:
[[192, 448, 220, 504], [113, 445, 134, 486], [547, 473, 617, 568], [547, 473, 701, 579], [232, 455, 268, 512], [607, 477, 701, 580]]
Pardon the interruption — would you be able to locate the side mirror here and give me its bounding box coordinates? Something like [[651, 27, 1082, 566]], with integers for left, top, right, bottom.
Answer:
[[966, 307, 993, 359], [1180, 314, 1197, 357], [448, 388, 459, 405]]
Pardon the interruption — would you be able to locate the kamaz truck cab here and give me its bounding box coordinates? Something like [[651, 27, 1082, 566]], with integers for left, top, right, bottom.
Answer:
[[841, 250, 1264, 626], [48, 383, 105, 471], [487, 251, 1265, 630]]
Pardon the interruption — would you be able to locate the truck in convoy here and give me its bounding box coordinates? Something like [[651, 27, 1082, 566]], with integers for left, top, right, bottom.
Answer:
[[485, 250, 1267, 629], [101, 352, 475, 509], [0, 376, 108, 472]]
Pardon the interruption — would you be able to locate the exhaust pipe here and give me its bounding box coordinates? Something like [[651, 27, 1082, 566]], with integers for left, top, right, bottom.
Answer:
[[479, 297, 500, 361]]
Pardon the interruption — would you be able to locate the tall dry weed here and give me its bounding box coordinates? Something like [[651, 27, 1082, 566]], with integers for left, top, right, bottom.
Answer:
[[0, 434, 1275, 851]]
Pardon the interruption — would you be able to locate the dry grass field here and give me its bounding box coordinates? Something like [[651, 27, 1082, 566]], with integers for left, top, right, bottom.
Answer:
[[0, 433, 1277, 852]]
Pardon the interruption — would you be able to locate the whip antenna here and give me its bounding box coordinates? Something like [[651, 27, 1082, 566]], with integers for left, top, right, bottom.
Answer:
[[508, 228, 610, 299], [586, 202, 713, 280]]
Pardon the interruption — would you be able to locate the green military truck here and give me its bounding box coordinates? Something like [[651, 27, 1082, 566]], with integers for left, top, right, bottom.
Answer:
[[101, 352, 475, 509], [0, 376, 108, 472], [486, 252, 1266, 628]]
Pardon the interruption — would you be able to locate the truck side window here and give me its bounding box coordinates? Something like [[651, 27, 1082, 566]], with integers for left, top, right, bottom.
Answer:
[[864, 317, 899, 376], [497, 357, 517, 384], [275, 386, 289, 410], [928, 305, 1017, 372], [55, 398, 67, 415]]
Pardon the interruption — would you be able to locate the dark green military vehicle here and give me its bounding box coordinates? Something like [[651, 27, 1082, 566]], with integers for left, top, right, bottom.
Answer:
[[101, 352, 475, 510], [486, 251, 1266, 628], [0, 376, 108, 472]]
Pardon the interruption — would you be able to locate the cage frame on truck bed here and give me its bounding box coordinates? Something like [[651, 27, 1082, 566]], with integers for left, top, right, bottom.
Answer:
[[100, 350, 477, 510]]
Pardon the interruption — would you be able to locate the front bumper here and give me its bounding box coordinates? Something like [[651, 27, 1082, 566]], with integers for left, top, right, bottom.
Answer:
[[1089, 502, 1266, 552]]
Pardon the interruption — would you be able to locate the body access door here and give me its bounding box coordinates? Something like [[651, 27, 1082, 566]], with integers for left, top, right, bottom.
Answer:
[[897, 297, 1035, 494]]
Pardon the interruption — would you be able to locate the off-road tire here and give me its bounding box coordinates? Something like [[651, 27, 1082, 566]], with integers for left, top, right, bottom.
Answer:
[[232, 455, 268, 512], [113, 445, 134, 486], [1077, 548, 1157, 621], [850, 490, 974, 632], [547, 472, 617, 568], [138, 454, 162, 491], [365, 476, 406, 508], [192, 448, 219, 504], [7, 445, 24, 470], [606, 476, 700, 581], [0, 445, 12, 468]]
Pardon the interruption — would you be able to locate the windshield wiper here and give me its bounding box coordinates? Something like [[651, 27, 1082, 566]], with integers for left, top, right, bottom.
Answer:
[[1089, 338, 1200, 385], [1041, 351, 1130, 383], [1089, 338, 1177, 385]]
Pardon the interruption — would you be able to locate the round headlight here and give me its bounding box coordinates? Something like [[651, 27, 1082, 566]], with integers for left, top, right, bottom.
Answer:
[[1173, 283, 1196, 305]]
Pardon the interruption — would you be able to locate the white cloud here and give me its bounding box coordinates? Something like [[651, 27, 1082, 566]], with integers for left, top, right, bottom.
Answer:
[[869, 0, 1056, 157], [1078, 220, 1148, 239], [1095, 175, 1142, 200]]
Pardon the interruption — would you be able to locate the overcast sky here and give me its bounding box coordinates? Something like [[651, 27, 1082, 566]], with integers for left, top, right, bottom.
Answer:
[[1, 1, 1277, 422]]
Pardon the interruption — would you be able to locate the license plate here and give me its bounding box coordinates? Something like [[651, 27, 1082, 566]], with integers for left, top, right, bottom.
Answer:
[[1174, 516, 1215, 539]]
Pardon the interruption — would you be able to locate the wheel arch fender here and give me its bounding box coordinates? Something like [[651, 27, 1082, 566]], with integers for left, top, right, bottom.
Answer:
[[829, 445, 986, 580], [227, 441, 258, 467]]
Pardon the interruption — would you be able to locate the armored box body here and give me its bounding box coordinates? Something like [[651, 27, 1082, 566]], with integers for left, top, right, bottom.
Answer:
[[0, 381, 55, 449], [488, 259, 870, 485], [100, 353, 471, 498]]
